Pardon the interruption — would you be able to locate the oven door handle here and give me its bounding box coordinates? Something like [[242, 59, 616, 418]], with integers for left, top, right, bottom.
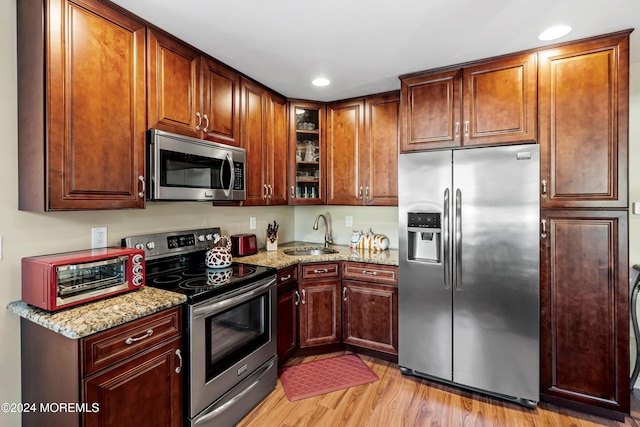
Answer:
[[193, 358, 276, 426], [221, 152, 235, 198], [193, 277, 276, 318]]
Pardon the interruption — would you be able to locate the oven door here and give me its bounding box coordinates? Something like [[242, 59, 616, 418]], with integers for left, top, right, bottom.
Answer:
[[188, 276, 277, 421]]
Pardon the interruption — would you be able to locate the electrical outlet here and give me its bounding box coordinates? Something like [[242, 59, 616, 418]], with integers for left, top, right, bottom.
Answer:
[[249, 217, 257, 230], [92, 227, 108, 248], [346, 216, 353, 227]]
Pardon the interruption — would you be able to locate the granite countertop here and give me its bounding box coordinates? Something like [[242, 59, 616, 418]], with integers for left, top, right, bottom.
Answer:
[[6, 287, 186, 339], [234, 242, 398, 270]]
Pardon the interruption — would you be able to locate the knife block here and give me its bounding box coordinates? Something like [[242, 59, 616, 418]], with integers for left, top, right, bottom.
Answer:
[[266, 232, 278, 251]]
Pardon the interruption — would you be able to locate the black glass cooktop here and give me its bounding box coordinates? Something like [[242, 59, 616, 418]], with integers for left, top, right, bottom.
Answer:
[[144, 253, 275, 304]]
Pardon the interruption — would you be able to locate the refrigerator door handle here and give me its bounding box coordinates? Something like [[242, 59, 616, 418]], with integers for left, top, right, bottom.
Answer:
[[455, 188, 463, 291], [443, 188, 451, 289]]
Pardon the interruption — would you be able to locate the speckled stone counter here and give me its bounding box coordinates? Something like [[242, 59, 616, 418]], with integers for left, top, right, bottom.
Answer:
[[234, 243, 398, 270], [6, 287, 186, 339]]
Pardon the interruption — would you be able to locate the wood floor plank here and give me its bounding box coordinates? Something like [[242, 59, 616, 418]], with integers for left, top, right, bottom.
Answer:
[[237, 351, 640, 426]]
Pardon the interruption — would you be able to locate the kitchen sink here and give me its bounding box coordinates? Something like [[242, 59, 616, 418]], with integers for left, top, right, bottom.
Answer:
[[283, 247, 339, 256]]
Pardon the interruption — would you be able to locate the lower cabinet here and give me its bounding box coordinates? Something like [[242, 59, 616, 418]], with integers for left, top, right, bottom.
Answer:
[[540, 209, 629, 419], [298, 262, 342, 347], [21, 306, 183, 427], [293, 261, 399, 359], [276, 265, 299, 364], [342, 262, 398, 356]]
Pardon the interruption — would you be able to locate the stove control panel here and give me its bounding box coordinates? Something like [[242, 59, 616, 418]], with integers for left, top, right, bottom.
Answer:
[[121, 227, 221, 260]]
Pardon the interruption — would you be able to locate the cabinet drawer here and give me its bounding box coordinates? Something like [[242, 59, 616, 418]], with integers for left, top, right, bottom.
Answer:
[[277, 265, 298, 289], [300, 262, 340, 281], [342, 262, 398, 285], [83, 306, 181, 376]]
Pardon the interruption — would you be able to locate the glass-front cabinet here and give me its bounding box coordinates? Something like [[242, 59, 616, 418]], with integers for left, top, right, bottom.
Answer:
[[289, 102, 325, 204]]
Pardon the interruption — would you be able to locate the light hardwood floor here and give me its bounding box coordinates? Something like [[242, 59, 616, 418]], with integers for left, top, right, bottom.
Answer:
[[237, 351, 640, 427]]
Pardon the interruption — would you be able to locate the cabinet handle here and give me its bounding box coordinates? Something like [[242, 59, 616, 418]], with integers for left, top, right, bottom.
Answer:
[[125, 329, 153, 345], [196, 112, 202, 131], [455, 122, 460, 138], [175, 349, 182, 374], [342, 287, 348, 302], [291, 186, 295, 198], [301, 289, 306, 305], [541, 218, 547, 239], [362, 270, 378, 276], [280, 274, 292, 282], [464, 120, 469, 137], [203, 113, 209, 133], [313, 269, 329, 274], [359, 186, 363, 199], [268, 185, 273, 198], [294, 290, 300, 306], [365, 186, 369, 199], [541, 179, 548, 199], [263, 184, 268, 199], [138, 175, 145, 199]]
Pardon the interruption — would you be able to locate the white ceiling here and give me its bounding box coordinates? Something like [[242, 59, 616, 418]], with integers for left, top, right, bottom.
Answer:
[[112, 0, 640, 102]]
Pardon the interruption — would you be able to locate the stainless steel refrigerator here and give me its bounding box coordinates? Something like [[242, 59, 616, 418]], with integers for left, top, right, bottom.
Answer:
[[398, 144, 540, 407]]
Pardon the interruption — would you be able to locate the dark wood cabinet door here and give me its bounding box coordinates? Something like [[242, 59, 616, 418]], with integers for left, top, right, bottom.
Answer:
[[266, 92, 289, 205], [539, 32, 629, 208], [365, 93, 399, 206], [298, 280, 341, 347], [147, 29, 201, 138], [20, 0, 147, 210], [400, 69, 461, 152], [241, 78, 268, 205], [462, 53, 537, 146], [342, 280, 398, 354], [327, 100, 365, 205], [201, 58, 240, 146], [83, 337, 183, 427], [277, 282, 299, 363], [540, 209, 629, 417]]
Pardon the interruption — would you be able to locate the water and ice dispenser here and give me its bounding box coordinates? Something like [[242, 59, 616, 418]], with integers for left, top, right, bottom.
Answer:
[[407, 212, 441, 263]]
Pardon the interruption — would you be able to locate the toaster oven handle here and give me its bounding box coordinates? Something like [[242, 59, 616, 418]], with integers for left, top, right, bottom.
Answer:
[[221, 152, 235, 197]]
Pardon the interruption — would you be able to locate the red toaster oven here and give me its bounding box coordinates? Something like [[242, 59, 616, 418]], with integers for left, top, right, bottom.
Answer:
[[21, 247, 145, 311]]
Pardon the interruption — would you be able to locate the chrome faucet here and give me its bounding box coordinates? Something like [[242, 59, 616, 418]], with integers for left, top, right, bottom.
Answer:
[[313, 214, 333, 248]]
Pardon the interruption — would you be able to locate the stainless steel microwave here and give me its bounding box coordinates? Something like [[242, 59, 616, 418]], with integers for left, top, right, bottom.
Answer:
[[147, 129, 246, 201]]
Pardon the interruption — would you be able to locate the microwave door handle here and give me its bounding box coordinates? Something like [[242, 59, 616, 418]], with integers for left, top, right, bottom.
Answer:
[[221, 152, 235, 197]]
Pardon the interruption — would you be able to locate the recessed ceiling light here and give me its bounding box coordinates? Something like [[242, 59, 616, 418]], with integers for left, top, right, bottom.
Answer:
[[538, 25, 572, 41], [312, 77, 331, 87]]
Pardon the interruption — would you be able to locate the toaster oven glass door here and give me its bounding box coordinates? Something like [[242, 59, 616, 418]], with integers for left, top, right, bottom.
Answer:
[[56, 256, 129, 305]]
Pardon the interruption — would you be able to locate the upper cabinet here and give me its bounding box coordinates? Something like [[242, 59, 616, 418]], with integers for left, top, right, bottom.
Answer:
[[290, 102, 326, 204], [326, 93, 399, 206], [242, 79, 289, 205], [400, 53, 537, 152], [538, 31, 630, 208], [147, 29, 240, 146], [18, 0, 147, 211]]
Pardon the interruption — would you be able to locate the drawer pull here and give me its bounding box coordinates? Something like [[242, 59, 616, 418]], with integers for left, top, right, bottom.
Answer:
[[125, 329, 153, 345], [362, 270, 378, 276], [175, 349, 183, 374], [313, 269, 329, 274], [280, 274, 292, 282]]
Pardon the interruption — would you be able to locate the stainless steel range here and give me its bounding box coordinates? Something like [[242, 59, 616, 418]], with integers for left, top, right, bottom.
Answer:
[[122, 228, 277, 427]]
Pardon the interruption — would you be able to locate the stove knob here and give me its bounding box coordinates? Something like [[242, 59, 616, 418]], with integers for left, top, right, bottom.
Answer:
[[132, 254, 143, 264], [132, 275, 144, 286], [135, 243, 144, 251], [133, 265, 143, 275], [198, 235, 206, 242], [146, 241, 156, 250], [206, 234, 213, 241]]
